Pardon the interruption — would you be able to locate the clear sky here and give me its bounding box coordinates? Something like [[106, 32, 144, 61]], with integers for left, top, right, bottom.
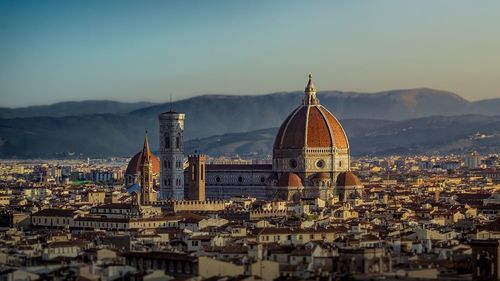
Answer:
[[1, 0, 499, 107]]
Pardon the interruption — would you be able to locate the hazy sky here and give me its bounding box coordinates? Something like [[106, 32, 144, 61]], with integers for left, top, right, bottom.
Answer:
[[1, 0, 500, 107]]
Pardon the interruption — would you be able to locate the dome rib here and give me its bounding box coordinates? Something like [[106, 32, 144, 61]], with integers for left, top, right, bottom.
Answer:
[[274, 105, 349, 150], [277, 106, 308, 149], [319, 107, 349, 149]]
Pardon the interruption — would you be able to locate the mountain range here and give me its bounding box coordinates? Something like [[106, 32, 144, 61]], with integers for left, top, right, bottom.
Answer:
[[185, 115, 500, 157], [0, 101, 156, 119], [1, 88, 499, 158]]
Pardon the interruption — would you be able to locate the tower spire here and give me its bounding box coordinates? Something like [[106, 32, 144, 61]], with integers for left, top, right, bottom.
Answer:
[[142, 130, 151, 161], [140, 130, 155, 205], [304, 73, 319, 105]]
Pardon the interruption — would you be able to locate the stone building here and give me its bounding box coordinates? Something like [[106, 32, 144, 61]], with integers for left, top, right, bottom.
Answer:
[[272, 74, 350, 200], [186, 154, 206, 201], [126, 74, 359, 202], [191, 74, 353, 201], [139, 133, 156, 204], [159, 110, 185, 200]]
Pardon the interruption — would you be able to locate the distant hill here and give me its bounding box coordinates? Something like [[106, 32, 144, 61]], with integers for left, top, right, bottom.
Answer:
[[185, 115, 500, 157], [1, 113, 499, 158], [0, 101, 156, 118], [1, 88, 500, 158], [472, 98, 500, 115], [0, 114, 156, 158], [130, 88, 496, 140]]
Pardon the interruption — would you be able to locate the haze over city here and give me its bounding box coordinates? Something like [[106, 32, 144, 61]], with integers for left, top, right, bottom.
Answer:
[[1, 0, 500, 107]]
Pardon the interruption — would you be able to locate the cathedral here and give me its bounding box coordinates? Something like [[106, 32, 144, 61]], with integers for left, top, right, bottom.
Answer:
[[125, 74, 363, 203]]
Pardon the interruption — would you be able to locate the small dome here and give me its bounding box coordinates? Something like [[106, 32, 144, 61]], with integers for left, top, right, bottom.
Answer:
[[312, 172, 331, 180], [125, 151, 160, 176], [277, 172, 304, 187], [336, 171, 361, 186]]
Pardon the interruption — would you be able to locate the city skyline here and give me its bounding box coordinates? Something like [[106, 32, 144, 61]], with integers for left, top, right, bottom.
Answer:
[[2, 0, 500, 107], [1, 2, 499, 280]]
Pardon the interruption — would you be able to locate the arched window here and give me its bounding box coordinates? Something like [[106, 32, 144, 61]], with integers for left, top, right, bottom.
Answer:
[[165, 135, 170, 148]]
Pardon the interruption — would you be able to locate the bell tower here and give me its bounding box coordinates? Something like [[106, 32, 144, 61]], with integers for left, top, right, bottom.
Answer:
[[159, 111, 185, 200], [187, 154, 206, 201], [140, 132, 156, 204]]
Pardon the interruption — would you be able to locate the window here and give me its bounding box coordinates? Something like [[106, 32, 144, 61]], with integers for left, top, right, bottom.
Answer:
[[201, 164, 204, 180], [216, 176, 221, 183], [168, 160, 171, 168], [289, 159, 298, 168], [176, 136, 180, 148], [238, 176, 243, 183], [165, 136, 170, 148]]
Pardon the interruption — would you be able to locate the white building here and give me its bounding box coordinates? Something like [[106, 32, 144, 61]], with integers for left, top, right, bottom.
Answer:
[[464, 151, 481, 169], [159, 110, 185, 200]]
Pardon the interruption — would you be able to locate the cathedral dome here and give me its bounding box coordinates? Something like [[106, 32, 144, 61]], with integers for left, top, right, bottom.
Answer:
[[277, 172, 304, 187], [336, 171, 361, 186], [273, 75, 349, 150], [125, 151, 160, 176]]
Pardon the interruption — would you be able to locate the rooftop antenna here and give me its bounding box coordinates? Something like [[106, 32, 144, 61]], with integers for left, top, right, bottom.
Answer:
[[170, 94, 173, 112]]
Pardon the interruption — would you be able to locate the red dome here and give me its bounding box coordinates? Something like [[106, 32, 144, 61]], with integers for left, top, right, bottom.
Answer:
[[277, 172, 304, 187], [274, 105, 349, 150], [125, 151, 160, 176], [312, 172, 331, 180], [336, 171, 361, 186]]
